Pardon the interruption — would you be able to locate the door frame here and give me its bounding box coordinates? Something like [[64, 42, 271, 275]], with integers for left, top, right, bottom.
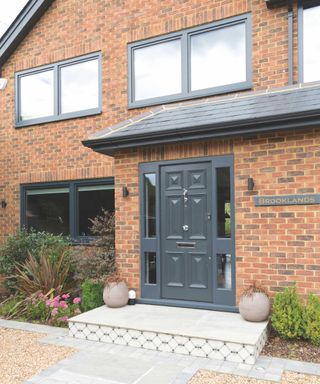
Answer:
[[138, 155, 237, 312]]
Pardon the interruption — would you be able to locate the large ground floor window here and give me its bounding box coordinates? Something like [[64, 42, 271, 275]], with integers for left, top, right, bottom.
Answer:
[[20, 178, 114, 241]]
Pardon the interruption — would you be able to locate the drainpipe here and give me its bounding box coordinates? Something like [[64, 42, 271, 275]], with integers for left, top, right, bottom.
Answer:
[[288, 0, 294, 85]]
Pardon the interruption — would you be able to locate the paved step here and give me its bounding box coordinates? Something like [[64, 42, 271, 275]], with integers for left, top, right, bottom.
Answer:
[[69, 304, 268, 364]]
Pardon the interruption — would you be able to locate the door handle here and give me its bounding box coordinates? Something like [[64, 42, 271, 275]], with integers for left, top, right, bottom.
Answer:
[[182, 225, 189, 231]]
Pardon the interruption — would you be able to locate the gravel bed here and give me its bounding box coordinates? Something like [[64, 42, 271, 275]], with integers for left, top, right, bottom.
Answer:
[[0, 328, 76, 384], [189, 371, 320, 384], [262, 331, 320, 364]]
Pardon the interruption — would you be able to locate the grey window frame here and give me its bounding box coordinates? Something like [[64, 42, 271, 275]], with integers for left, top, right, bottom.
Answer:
[[128, 13, 252, 109], [15, 52, 102, 128], [298, 0, 320, 83], [20, 177, 114, 243]]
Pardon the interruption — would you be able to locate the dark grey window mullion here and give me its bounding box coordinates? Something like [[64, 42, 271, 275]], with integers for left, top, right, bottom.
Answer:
[[69, 182, 77, 239], [181, 33, 188, 95], [53, 64, 59, 116]]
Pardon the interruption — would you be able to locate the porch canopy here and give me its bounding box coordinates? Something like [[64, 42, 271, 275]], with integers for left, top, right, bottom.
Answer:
[[83, 83, 320, 156]]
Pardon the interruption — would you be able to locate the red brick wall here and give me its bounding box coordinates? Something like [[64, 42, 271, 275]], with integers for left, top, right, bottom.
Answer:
[[0, 0, 312, 300], [114, 129, 320, 301]]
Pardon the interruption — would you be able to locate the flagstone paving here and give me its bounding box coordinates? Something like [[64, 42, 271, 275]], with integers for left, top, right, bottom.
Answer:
[[0, 318, 319, 384]]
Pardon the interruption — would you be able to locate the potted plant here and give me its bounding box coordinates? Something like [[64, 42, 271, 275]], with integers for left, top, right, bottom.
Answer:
[[103, 272, 128, 308], [239, 281, 270, 322]]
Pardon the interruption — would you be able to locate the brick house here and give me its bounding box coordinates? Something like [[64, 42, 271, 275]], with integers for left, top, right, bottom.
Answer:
[[0, 0, 320, 311]]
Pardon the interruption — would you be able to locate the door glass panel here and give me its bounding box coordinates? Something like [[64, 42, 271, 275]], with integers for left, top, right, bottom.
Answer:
[[26, 188, 69, 235], [144, 173, 156, 238], [216, 167, 231, 238], [217, 253, 232, 289], [145, 252, 156, 284]]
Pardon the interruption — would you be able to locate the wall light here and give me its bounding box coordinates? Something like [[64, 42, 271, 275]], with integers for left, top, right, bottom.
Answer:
[[122, 186, 129, 198], [0, 78, 8, 90], [247, 177, 255, 191], [1, 200, 7, 208]]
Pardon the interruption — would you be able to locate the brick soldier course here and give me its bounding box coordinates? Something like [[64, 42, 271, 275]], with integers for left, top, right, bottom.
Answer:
[[0, 0, 319, 304]]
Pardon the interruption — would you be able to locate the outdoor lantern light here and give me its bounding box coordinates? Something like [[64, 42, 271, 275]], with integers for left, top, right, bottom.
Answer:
[[128, 289, 136, 305], [247, 177, 255, 191], [0, 78, 8, 90], [122, 186, 129, 198], [1, 200, 7, 208]]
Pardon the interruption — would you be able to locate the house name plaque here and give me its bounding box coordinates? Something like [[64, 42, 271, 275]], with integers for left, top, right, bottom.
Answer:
[[254, 194, 320, 207]]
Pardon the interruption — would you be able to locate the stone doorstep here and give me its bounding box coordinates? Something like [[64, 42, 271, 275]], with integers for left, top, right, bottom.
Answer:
[[68, 305, 269, 365]]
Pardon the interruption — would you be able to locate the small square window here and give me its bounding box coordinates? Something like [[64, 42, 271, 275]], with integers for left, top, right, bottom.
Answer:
[[60, 59, 99, 114], [134, 39, 182, 101], [20, 70, 54, 121], [190, 23, 246, 91]]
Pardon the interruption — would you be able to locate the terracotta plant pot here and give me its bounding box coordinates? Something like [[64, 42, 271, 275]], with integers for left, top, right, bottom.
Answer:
[[239, 292, 270, 322], [103, 281, 128, 308]]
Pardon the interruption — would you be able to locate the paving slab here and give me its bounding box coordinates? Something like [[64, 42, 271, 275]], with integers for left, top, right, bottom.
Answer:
[[69, 304, 267, 345]]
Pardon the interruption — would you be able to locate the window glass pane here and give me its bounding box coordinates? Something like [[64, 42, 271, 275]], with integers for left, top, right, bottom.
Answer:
[[144, 174, 156, 238], [303, 5, 320, 83], [26, 188, 69, 235], [61, 59, 99, 114], [20, 70, 54, 120], [217, 167, 231, 238], [134, 39, 181, 101], [191, 23, 246, 91], [78, 185, 114, 236], [145, 252, 156, 284], [217, 253, 232, 289]]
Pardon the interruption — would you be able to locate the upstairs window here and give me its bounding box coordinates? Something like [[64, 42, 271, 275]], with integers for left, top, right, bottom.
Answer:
[[128, 14, 251, 108], [16, 52, 101, 127], [300, 4, 320, 83]]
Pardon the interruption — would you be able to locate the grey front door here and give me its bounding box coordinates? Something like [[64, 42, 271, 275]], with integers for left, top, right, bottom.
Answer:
[[161, 162, 213, 302]]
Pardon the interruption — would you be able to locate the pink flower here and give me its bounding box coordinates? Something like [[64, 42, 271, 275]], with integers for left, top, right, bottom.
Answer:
[[62, 294, 70, 300], [51, 308, 58, 317], [73, 297, 81, 304], [57, 316, 68, 322], [53, 300, 60, 308], [46, 299, 53, 307], [59, 301, 68, 308]]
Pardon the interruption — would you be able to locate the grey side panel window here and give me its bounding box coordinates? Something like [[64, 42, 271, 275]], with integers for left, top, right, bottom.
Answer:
[[16, 52, 102, 127], [128, 13, 251, 108]]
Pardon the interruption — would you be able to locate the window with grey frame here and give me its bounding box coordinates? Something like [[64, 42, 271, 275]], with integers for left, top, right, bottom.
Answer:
[[299, 2, 320, 83], [128, 13, 251, 108], [16, 52, 101, 127], [21, 179, 114, 241]]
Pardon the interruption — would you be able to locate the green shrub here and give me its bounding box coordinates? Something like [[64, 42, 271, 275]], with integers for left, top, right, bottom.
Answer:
[[271, 286, 305, 339], [0, 296, 25, 319], [305, 294, 320, 345], [15, 250, 71, 296], [81, 279, 104, 312], [0, 229, 71, 292], [71, 210, 115, 291]]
